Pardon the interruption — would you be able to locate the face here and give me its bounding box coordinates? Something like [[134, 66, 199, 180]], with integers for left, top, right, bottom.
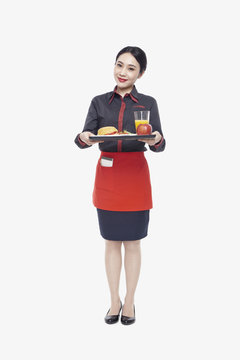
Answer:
[[114, 52, 143, 92]]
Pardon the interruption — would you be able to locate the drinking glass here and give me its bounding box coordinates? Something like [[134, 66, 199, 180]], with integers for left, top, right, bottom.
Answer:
[[134, 111, 150, 131]]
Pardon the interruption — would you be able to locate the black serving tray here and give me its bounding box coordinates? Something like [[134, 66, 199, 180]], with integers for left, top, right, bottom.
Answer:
[[89, 134, 156, 141]]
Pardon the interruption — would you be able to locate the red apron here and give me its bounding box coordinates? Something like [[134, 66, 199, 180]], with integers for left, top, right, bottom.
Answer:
[[92, 151, 153, 211]]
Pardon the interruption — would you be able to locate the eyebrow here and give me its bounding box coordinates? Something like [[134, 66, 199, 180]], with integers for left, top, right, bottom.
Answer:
[[117, 60, 136, 68]]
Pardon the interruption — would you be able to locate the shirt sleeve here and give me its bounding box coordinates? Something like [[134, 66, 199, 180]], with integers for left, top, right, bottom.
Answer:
[[149, 98, 166, 153], [74, 98, 99, 150], [74, 133, 91, 149]]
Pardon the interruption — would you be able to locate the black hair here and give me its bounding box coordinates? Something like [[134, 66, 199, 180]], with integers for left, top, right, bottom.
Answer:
[[115, 46, 147, 75]]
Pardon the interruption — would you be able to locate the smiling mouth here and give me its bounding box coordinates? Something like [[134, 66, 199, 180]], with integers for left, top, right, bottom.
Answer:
[[118, 77, 128, 82]]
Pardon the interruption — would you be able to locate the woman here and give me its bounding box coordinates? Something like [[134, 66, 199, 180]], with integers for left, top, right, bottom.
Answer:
[[74, 46, 166, 325]]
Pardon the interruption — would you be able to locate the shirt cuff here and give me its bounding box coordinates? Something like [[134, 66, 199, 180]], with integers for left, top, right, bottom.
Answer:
[[154, 135, 164, 149], [78, 134, 87, 147]]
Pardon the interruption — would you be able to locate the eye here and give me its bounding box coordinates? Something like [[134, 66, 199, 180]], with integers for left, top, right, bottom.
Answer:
[[117, 63, 122, 67], [129, 68, 135, 71]]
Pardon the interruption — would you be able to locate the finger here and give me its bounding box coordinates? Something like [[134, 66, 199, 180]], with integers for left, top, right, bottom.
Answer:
[[90, 140, 103, 144], [87, 140, 104, 145], [86, 139, 96, 145]]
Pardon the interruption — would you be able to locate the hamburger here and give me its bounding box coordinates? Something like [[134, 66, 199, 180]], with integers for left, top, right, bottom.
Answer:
[[97, 126, 118, 135]]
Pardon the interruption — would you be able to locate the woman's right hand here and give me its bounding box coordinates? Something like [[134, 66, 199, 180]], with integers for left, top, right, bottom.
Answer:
[[79, 131, 104, 146]]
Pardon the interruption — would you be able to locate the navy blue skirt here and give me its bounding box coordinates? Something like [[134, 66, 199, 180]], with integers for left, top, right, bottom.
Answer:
[[97, 208, 150, 241]]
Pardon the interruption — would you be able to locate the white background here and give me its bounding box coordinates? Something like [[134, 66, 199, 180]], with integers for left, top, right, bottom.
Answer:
[[0, 0, 240, 359]]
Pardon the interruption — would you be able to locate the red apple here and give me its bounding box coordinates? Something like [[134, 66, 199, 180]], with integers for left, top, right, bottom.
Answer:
[[137, 123, 152, 135]]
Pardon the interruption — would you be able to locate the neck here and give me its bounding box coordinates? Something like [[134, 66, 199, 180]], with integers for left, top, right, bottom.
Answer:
[[116, 85, 133, 98]]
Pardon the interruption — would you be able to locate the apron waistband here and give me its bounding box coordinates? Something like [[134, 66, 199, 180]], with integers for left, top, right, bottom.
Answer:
[[100, 151, 145, 159]]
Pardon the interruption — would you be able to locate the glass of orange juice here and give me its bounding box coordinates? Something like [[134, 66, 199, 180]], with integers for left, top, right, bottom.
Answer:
[[134, 111, 150, 132]]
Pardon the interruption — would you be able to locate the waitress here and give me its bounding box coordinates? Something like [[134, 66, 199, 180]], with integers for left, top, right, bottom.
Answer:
[[74, 46, 166, 325]]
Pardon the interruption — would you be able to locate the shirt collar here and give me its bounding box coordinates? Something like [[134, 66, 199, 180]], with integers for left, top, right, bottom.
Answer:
[[108, 85, 139, 104]]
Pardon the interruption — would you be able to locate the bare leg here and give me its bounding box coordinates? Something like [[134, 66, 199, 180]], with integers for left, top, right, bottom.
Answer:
[[105, 240, 122, 315], [122, 240, 141, 317]]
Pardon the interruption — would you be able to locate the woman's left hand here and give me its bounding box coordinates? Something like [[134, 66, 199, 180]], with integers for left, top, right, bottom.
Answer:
[[138, 131, 162, 146]]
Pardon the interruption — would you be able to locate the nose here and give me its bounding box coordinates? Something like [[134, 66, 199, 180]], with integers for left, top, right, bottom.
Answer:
[[119, 67, 127, 77]]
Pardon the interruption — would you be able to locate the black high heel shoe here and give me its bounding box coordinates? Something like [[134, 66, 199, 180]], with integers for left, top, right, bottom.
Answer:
[[104, 301, 122, 324], [121, 304, 136, 325]]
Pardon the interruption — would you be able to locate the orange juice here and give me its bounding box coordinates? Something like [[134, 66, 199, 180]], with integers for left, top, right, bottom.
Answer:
[[135, 119, 149, 131]]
